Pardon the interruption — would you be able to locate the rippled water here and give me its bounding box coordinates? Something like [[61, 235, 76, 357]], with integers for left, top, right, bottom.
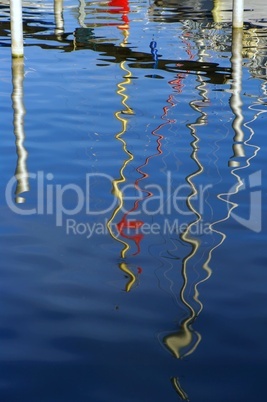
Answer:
[[1, 0, 267, 401]]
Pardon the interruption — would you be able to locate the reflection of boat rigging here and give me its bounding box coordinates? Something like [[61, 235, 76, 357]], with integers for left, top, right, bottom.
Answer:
[[140, 33, 210, 400], [212, 27, 261, 238], [106, 57, 138, 291], [4, 2, 266, 401], [54, 0, 64, 37], [158, 23, 262, 401], [149, 31, 208, 364], [104, 1, 145, 291], [108, 0, 130, 30], [11, 58, 30, 204], [149, 25, 257, 399], [149, 18, 263, 367]]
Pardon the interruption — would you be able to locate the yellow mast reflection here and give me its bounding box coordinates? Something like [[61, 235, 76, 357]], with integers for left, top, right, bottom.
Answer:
[[171, 376, 189, 402], [163, 101, 204, 359], [105, 13, 137, 291], [162, 43, 209, 360], [163, 25, 261, 362], [162, 29, 251, 398], [11, 58, 29, 204], [106, 58, 134, 256], [165, 31, 264, 402]]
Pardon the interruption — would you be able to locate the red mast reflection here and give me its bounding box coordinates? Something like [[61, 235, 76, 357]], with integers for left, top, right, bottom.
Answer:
[[108, 0, 130, 30]]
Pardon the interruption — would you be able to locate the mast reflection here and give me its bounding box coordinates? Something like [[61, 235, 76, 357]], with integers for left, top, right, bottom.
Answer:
[[229, 28, 245, 168], [162, 79, 206, 360], [104, 2, 140, 291], [107, 63, 136, 289], [155, 29, 245, 398], [157, 37, 208, 362], [54, 0, 64, 37], [11, 58, 29, 204], [163, 23, 263, 399]]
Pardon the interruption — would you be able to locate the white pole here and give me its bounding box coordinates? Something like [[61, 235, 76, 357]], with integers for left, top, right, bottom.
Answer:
[[232, 0, 244, 28], [10, 0, 24, 57]]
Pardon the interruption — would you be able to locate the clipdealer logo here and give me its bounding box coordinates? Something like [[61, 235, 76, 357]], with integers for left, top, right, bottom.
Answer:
[[226, 170, 262, 233], [64, 218, 212, 239], [5, 171, 212, 226], [5, 170, 262, 234]]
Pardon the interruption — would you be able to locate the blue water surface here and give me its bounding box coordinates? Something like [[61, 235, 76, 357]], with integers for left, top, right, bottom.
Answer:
[[1, 0, 267, 401]]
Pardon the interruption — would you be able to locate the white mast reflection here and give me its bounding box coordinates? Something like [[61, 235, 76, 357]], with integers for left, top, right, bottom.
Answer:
[[229, 28, 245, 168], [205, 26, 263, 278], [212, 28, 260, 240], [54, 0, 64, 37], [11, 58, 29, 204], [77, 0, 87, 28]]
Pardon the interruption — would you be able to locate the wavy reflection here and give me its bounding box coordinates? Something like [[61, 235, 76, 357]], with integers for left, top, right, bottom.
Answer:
[[0, 3, 232, 83], [108, 0, 130, 30], [152, 38, 207, 364], [77, 0, 87, 28], [159, 25, 260, 365], [209, 28, 248, 246], [107, 38, 168, 290], [171, 376, 190, 401], [161, 26, 263, 402], [106, 57, 134, 253], [229, 29, 245, 168], [156, 27, 262, 399], [144, 49, 209, 400], [104, 4, 139, 291], [148, 0, 213, 23], [162, 80, 206, 360], [116, 38, 166, 255], [213, 28, 261, 238], [11, 58, 29, 204], [230, 27, 262, 169]]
